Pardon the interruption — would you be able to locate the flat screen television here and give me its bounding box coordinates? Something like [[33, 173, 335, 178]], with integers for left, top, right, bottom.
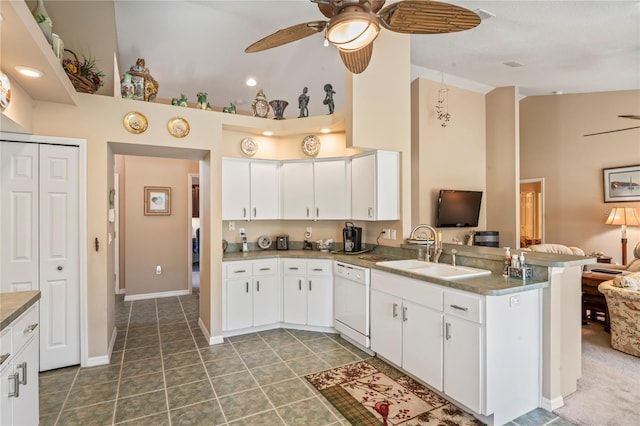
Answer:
[[435, 189, 483, 228]]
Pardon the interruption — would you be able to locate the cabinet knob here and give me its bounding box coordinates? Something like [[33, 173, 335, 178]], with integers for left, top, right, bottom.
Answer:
[[57, 266, 63, 271], [24, 323, 38, 334]]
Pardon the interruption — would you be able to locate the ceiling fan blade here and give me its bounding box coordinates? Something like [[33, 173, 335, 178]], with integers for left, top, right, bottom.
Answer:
[[378, 0, 480, 34], [584, 126, 640, 137], [618, 115, 640, 120], [245, 21, 327, 53], [316, 1, 386, 18], [371, 0, 387, 13], [339, 43, 374, 74]]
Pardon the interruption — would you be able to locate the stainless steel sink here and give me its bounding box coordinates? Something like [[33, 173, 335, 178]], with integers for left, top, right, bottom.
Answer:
[[376, 259, 491, 280]]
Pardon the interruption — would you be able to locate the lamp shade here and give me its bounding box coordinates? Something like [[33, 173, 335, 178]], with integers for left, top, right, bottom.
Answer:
[[605, 207, 640, 226]]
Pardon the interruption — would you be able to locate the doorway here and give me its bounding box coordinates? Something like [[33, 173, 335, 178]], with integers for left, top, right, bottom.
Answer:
[[520, 178, 544, 248], [189, 173, 200, 292]]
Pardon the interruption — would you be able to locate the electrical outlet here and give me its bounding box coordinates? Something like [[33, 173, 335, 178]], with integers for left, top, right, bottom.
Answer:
[[306, 227, 312, 234], [156, 265, 162, 275], [390, 229, 397, 240], [510, 295, 521, 307], [228, 221, 235, 231], [239, 228, 245, 235], [383, 229, 390, 239]]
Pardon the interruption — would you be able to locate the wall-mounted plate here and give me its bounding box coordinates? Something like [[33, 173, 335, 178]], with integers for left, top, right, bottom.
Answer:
[[168, 117, 190, 138], [302, 134, 320, 156], [241, 137, 258, 156], [123, 111, 148, 134]]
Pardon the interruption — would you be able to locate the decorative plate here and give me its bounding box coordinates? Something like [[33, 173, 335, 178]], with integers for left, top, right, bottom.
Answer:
[[257, 235, 272, 250], [168, 117, 190, 138], [241, 137, 258, 156], [0, 73, 10, 110], [302, 135, 320, 156], [123, 111, 148, 134]]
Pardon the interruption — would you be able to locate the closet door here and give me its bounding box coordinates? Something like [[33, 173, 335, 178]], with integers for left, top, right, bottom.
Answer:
[[39, 144, 80, 371]]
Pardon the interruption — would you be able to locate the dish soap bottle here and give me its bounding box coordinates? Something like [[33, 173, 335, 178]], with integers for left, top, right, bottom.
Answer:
[[502, 247, 511, 277]]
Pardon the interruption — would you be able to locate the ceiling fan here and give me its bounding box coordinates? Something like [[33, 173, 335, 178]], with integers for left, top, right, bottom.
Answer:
[[245, 0, 481, 74], [584, 115, 640, 137]]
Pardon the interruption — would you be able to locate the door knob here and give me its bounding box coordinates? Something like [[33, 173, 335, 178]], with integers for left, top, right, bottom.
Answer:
[[57, 266, 63, 271]]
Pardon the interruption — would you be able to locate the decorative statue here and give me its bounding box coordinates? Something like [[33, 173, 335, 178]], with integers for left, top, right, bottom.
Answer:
[[323, 83, 335, 114], [222, 102, 237, 114], [196, 92, 211, 110], [298, 87, 309, 118], [171, 94, 188, 107]]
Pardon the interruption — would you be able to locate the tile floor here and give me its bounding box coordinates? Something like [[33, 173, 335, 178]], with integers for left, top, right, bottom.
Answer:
[[39, 293, 573, 425]]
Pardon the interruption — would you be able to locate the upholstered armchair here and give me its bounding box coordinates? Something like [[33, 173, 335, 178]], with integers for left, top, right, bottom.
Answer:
[[526, 243, 586, 256], [602, 241, 640, 273], [599, 275, 640, 357]]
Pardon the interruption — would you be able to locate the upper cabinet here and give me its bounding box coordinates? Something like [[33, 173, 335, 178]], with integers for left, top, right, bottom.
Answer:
[[222, 158, 279, 221], [351, 150, 400, 221], [281, 159, 349, 220]]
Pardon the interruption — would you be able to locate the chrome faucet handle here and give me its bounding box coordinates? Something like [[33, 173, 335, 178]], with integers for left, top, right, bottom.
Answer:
[[451, 249, 457, 267]]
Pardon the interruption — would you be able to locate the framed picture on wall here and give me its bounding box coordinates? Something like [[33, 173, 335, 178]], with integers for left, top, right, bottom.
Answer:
[[144, 186, 171, 215], [603, 165, 640, 202]]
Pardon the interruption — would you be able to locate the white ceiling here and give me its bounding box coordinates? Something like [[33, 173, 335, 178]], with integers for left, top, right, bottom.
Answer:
[[114, 1, 640, 116]]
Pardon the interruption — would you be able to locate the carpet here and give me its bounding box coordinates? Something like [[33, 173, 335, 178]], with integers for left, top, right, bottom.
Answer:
[[553, 323, 640, 425], [306, 358, 484, 426]]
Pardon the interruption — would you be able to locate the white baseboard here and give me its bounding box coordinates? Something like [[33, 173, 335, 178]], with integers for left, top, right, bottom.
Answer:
[[124, 289, 190, 302], [85, 354, 110, 367], [198, 317, 224, 345], [541, 396, 564, 411]]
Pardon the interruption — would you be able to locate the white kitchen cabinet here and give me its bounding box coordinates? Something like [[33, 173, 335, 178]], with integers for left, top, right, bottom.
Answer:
[[222, 158, 279, 220], [351, 150, 399, 221], [223, 259, 280, 331], [282, 259, 333, 327], [281, 159, 348, 220], [0, 302, 39, 426]]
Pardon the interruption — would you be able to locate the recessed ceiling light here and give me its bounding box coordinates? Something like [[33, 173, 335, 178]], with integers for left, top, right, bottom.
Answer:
[[246, 78, 256, 87], [262, 130, 273, 136], [320, 128, 330, 134], [503, 61, 524, 68], [15, 66, 44, 78], [473, 8, 496, 20], [553, 91, 564, 95]]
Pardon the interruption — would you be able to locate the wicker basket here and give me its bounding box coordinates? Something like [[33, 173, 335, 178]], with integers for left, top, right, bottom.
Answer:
[[63, 49, 97, 94]]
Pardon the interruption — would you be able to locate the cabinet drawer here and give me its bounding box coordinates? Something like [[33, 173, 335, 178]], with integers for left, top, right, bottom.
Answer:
[[372, 270, 443, 311], [282, 259, 306, 275], [444, 291, 483, 323], [253, 259, 278, 276], [226, 262, 252, 278], [0, 327, 11, 367], [11, 303, 39, 352], [307, 260, 332, 276]]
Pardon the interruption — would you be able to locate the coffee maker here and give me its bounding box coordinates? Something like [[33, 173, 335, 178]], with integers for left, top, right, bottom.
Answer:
[[343, 222, 362, 253]]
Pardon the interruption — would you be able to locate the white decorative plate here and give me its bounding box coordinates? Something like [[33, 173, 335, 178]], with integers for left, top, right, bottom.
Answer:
[[258, 235, 272, 249], [241, 137, 258, 156], [123, 111, 148, 134], [302, 135, 320, 156], [168, 117, 190, 138], [0, 72, 12, 110]]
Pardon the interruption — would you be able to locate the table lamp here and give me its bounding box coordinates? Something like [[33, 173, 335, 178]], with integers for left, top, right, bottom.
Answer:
[[605, 207, 640, 264]]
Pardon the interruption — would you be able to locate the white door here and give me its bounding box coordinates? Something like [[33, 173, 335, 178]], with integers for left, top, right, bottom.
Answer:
[[314, 159, 347, 220], [307, 275, 333, 327], [283, 275, 307, 324], [39, 144, 80, 371], [0, 142, 39, 292], [253, 275, 279, 326], [226, 278, 253, 330], [444, 315, 482, 413], [281, 162, 314, 219]]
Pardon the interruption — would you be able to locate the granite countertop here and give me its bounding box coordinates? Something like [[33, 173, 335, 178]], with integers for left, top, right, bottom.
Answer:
[[223, 249, 549, 296], [0, 291, 41, 332]]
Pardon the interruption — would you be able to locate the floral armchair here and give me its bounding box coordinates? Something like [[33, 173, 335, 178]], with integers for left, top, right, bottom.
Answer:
[[599, 275, 640, 357]]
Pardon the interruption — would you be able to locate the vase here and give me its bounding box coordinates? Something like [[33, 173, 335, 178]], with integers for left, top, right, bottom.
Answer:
[[269, 100, 288, 120], [120, 73, 134, 99], [251, 89, 269, 118], [31, 0, 53, 45]]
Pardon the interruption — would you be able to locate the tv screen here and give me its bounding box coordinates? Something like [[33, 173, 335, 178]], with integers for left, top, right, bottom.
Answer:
[[435, 190, 482, 228]]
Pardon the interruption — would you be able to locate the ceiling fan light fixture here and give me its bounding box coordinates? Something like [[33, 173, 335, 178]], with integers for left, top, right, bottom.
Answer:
[[327, 12, 379, 51]]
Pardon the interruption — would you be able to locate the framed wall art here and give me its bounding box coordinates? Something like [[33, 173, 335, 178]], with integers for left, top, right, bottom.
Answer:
[[603, 165, 640, 202], [144, 186, 171, 215]]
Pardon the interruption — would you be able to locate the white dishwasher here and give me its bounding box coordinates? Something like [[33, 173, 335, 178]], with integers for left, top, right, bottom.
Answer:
[[333, 261, 371, 348]]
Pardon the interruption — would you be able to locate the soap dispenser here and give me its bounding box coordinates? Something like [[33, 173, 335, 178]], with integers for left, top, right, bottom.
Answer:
[[502, 247, 511, 277], [241, 231, 248, 253]]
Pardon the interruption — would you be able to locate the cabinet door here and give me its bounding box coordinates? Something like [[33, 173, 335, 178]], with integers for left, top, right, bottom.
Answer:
[[351, 153, 376, 220], [1, 363, 14, 426], [283, 275, 307, 324], [12, 337, 39, 426], [222, 158, 250, 220], [402, 301, 443, 391], [250, 161, 279, 219], [307, 275, 333, 327], [314, 160, 348, 220], [253, 275, 280, 326], [370, 289, 402, 367], [281, 162, 314, 219], [444, 315, 482, 413], [226, 278, 253, 330]]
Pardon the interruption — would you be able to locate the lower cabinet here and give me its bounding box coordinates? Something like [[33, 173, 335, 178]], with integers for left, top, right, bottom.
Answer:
[[282, 259, 333, 327], [224, 259, 279, 331], [0, 303, 39, 426]]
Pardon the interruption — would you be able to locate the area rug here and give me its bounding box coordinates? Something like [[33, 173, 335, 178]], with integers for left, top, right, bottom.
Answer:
[[306, 358, 484, 425]]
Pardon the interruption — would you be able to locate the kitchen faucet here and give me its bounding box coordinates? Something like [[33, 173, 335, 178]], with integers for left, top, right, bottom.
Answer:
[[409, 224, 442, 263]]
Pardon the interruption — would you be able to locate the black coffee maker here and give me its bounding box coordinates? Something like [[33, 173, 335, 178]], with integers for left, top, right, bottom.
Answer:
[[343, 221, 362, 253]]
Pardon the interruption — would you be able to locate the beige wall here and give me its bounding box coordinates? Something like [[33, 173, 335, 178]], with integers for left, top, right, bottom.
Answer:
[[520, 90, 640, 264], [410, 78, 487, 244], [122, 156, 198, 296]]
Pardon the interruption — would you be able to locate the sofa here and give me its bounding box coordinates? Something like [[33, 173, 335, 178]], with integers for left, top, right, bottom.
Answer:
[[601, 241, 640, 273], [526, 243, 586, 256], [599, 274, 640, 357]]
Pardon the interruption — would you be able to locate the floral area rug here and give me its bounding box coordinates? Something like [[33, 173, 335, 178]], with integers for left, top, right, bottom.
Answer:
[[306, 358, 484, 426]]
